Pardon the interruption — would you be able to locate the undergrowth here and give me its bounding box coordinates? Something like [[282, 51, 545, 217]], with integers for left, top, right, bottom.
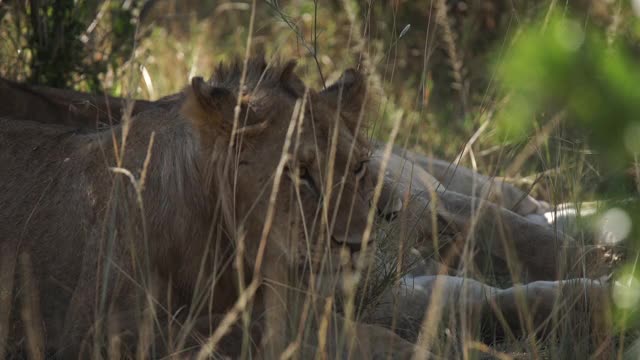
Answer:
[[1, 0, 639, 358]]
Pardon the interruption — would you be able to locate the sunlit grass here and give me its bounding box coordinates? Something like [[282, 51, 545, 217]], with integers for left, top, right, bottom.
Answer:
[[1, 0, 638, 358]]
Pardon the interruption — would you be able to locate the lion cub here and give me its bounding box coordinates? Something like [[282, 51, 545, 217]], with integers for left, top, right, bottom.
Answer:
[[0, 58, 417, 358]]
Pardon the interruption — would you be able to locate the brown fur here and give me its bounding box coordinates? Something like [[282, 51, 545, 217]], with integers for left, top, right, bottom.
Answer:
[[0, 58, 416, 358], [0, 77, 159, 129]]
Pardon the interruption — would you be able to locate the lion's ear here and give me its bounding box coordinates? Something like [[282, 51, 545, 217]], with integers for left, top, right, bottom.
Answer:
[[320, 69, 369, 130], [182, 76, 260, 145], [321, 69, 367, 111], [280, 60, 305, 97]]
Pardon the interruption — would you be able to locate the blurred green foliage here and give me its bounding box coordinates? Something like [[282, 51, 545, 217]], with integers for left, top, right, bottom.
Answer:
[[496, 13, 640, 170], [495, 11, 640, 330]]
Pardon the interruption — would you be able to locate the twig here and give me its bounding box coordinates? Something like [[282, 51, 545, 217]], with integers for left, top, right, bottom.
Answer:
[[265, 0, 326, 88]]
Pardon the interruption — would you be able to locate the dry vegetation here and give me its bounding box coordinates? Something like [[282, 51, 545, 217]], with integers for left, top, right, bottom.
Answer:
[[1, 0, 640, 359]]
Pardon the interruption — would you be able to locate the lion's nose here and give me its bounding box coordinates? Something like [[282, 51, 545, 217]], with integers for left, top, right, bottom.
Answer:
[[343, 241, 362, 253]]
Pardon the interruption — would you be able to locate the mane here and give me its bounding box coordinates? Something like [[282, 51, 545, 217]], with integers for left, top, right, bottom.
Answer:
[[83, 103, 238, 291], [121, 57, 374, 255], [128, 58, 302, 260], [210, 57, 306, 99]]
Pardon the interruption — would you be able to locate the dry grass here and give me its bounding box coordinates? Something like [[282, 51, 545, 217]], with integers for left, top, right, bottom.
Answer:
[[0, 0, 637, 359]]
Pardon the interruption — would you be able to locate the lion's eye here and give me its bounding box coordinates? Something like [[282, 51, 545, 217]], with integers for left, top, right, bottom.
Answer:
[[298, 166, 320, 195], [355, 160, 368, 179], [298, 167, 310, 181]]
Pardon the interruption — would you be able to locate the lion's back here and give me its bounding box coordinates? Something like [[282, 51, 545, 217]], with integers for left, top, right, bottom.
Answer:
[[1, 118, 93, 228], [0, 119, 106, 339]]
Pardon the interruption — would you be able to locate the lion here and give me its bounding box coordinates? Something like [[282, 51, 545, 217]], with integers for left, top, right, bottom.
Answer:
[[2, 68, 609, 356], [0, 58, 417, 359], [373, 150, 586, 280]]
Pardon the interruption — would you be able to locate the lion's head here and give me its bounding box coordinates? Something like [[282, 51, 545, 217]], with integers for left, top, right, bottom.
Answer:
[[180, 58, 375, 285]]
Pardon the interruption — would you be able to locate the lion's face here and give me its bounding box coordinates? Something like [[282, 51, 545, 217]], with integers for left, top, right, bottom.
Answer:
[[183, 60, 375, 282]]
